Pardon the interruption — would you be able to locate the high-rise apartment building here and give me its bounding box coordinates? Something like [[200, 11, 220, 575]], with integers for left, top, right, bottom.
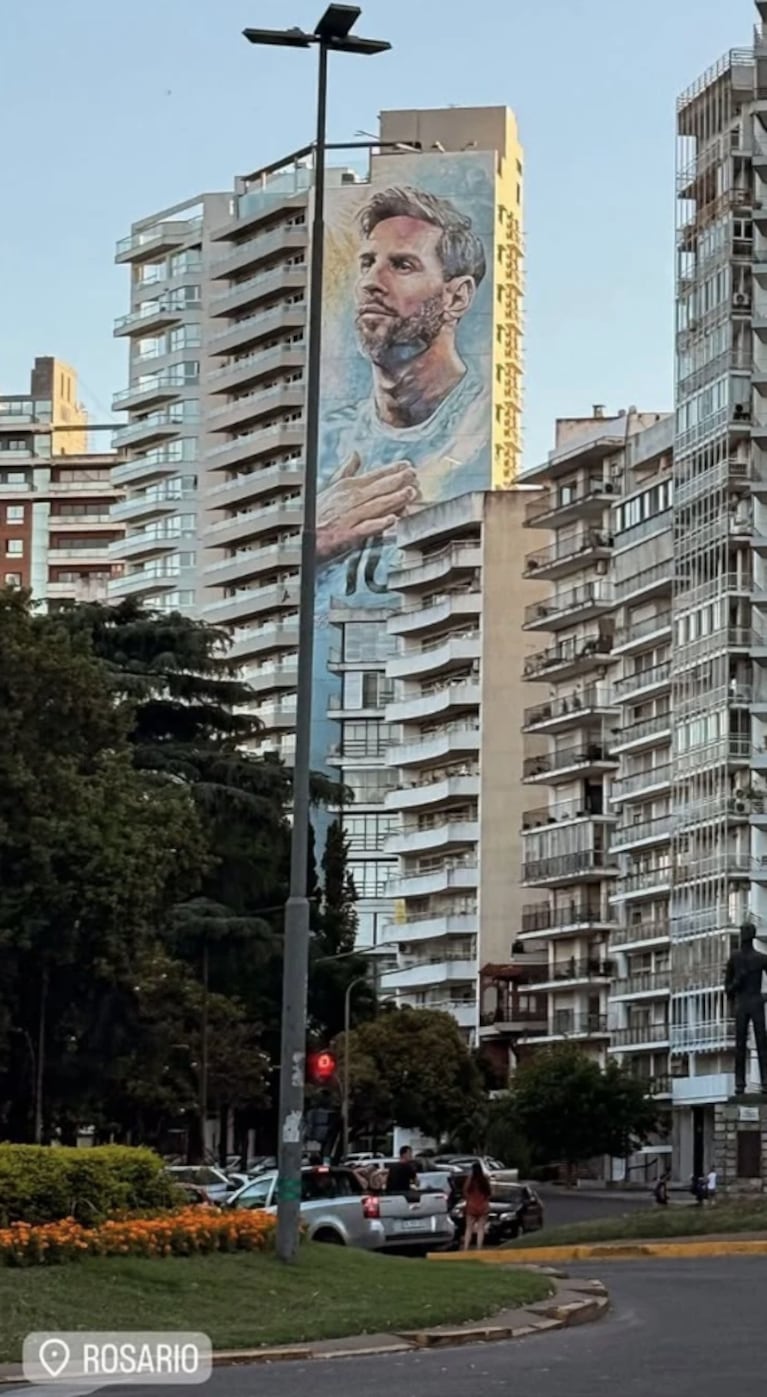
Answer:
[[112, 106, 524, 974], [520, 409, 666, 1063], [0, 357, 122, 605], [379, 488, 546, 1038], [110, 195, 229, 614]]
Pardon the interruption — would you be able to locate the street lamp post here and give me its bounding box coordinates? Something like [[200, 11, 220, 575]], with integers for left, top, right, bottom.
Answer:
[[342, 975, 368, 1159], [243, 5, 390, 1264]]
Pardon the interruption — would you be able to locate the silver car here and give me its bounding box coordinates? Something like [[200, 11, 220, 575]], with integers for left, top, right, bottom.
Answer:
[[165, 1164, 238, 1205], [228, 1166, 454, 1252]]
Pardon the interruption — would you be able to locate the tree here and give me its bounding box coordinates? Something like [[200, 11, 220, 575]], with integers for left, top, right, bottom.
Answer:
[[0, 590, 205, 1142], [509, 1045, 660, 1181], [341, 1007, 487, 1146]]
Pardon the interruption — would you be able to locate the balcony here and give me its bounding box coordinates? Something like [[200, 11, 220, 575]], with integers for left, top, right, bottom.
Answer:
[[611, 710, 672, 753], [390, 859, 478, 899], [386, 721, 480, 770], [480, 1005, 548, 1034], [521, 849, 619, 887], [383, 909, 477, 943], [387, 631, 480, 682], [209, 266, 306, 319], [522, 741, 618, 783], [612, 609, 672, 654], [521, 795, 612, 831], [522, 685, 617, 734], [209, 303, 307, 357], [203, 579, 300, 626], [115, 218, 201, 263], [207, 420, 305, 474], [536, 957, 614, 989], [676, 853, 753, 882], [614, 661, 671, 703], [670, 1020, 733, 1052], [523, 581, 613, 632], [675, 456, 750, 505], [523, 529, 613, 581], [112, 373, 196, 414], [109, 526, 186, 561], [114, 300, 189, 338], [381, 956, 476, 993], [388, 589, 481, 638], [211, 227, 307, 281], [385, 771, 480, 813], [242, 662, 297, 697], [207, 344, 305, 397], [614, 559, 673, 605], [532, 1012, 610, 1042], [206, 462, 304, 510], [227, 620, 298, 663], [521, 901, 615, 937], [386, 817, 478, 858], [208, 383, 305, 437], [610, 970, 670, 999], [388, 542, 482, 593], [203, 538, 301, 588], [386, 678, 480, 725], [611, 812, 673, 852], [523, 634, 612, 684], [613, 863, 672, 897], [610, 920, 670, 948], [523, 479, 620, 530], [107, 564, 182, 599], [611, 1023, 670, 1048], [112, 413, 192, 451], [257, 700, 297, 733], [203, 499, 302, 550]]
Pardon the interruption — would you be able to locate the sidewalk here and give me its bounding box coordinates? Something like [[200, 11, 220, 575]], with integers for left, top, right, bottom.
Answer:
[[428, 1231, 767, 1265]]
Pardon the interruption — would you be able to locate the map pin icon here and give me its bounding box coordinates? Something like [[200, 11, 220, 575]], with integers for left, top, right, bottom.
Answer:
[[38, 1339, 71, 1379]]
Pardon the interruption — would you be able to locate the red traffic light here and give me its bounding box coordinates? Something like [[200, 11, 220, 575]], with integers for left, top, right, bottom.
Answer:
[[307, 1050, 337, 1084]]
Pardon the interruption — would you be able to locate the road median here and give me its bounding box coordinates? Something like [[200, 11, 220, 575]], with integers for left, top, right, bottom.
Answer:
[[428, 1234, 767, 1263]]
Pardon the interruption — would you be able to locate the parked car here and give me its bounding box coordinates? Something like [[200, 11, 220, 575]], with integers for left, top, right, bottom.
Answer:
[[450, 1182, 544, 1247], [164, 1165, 239, 1205], [434, 1154, 507, 1174], [227, 1165, 455, 1252]]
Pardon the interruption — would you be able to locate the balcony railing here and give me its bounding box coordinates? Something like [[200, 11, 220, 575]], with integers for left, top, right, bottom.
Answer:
[[523, 530, 614, 577], [523, 582, 613, 627], [551, 1012, 609, 1036], [522, 685, 615, 729], [612, 764, 672, 796], [610, 920, 670, 946], [523, 634, 612, 679], [611, 1023, 669, 1046], [614, 661, 671, 697], [522, 850, 617, 882], [612, 712, 672, 748], [522, 795, 608, 829], [543, 957, 614, 982], [612, 812, 673, 845], [611, 969, 670, 996], [614, 610, 672, 648], [521, 902, 611, 933], [524, 480, 620, 525], [620, 864, 673, 891], [523, 742, 616, 779], [614, 559, 673, 603]]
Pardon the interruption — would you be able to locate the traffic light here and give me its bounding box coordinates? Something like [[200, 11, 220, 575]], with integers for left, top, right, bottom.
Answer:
[[306, 1049, 337, 1085]]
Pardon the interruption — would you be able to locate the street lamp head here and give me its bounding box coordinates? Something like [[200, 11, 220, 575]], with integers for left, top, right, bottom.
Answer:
[[242, 26, 313, 48], [315, 4, 361, 39]]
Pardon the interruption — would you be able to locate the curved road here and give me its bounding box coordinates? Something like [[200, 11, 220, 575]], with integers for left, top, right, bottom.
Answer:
[[193, 1258, 767, 1397]]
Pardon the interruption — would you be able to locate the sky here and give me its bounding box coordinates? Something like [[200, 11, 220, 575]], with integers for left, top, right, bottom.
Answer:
[[0, 0, 755, 468]]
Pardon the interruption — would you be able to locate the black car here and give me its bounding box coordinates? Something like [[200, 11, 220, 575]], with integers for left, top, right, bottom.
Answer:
[[450, 1183, 544, 1246]]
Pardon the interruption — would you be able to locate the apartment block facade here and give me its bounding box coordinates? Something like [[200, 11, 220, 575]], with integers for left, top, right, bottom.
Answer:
[[0, 358, 122, 605], [378, 489, 546, 1040]]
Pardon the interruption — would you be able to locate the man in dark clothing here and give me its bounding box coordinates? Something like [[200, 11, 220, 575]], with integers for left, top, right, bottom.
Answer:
[[724, 921, 767, 1095], [385, 1145, 419, 1194]]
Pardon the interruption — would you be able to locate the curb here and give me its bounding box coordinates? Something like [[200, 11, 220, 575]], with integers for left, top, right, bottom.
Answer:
[[0, 1276, 608, 1376], [437, 1238, 767, 1264]]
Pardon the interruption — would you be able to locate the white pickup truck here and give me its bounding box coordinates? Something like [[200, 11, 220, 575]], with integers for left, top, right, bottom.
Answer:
[[227, 1165, 455, 1252]]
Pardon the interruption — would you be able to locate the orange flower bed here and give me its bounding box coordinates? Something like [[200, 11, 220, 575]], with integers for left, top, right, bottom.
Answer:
[[0, 1207, 276, 1267]]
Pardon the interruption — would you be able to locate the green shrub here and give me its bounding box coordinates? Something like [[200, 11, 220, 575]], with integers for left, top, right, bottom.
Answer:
[[0, 1146, 181, 1226]]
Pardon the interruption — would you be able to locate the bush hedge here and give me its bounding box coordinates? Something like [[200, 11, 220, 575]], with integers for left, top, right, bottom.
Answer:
[[0, 1146, 181, 1226]]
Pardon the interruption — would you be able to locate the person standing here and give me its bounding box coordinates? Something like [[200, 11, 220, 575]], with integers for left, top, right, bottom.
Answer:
[[653, 1171, 669, 1206], [707, 1165, 718, 1204], [385, 1145, 419, 1195], [462, 1161, 492, 1251]]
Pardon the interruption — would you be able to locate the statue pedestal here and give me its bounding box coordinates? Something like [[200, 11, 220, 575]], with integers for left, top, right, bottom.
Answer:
[[714, 1098, 767, 1193]]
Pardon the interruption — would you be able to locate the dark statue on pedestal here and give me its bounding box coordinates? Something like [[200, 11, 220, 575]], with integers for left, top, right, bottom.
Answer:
[[724, 921, 767, 1096]]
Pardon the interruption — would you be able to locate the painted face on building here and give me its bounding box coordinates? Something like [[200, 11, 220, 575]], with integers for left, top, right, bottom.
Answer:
[[354, 215, 451, 366]]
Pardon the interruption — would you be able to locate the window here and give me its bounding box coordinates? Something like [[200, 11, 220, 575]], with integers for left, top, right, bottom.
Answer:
[[5, 505, 23, 523], [348, 861, 393, 897], [5, 540, 23, 556], [4, 572, 21, 586], [344, 621, 395, 663], [236, 1174, 275, 1209]]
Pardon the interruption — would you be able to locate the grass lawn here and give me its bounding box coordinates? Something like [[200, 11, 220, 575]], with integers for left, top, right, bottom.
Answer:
[[0, 1247, 551, 1362], [507, 1198, 767, 1250]]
